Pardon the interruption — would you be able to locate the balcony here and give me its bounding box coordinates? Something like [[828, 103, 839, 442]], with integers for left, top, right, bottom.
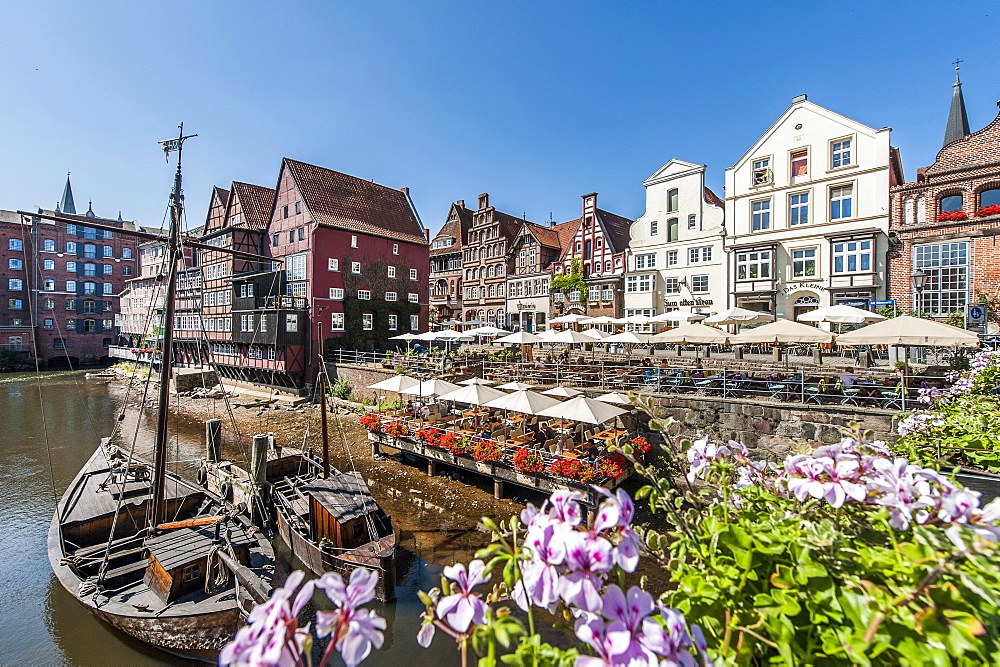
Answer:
[[261, 295, 307, 310]]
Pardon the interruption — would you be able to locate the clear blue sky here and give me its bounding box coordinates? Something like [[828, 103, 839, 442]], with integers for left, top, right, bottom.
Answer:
[[1, 1, 997, 233]]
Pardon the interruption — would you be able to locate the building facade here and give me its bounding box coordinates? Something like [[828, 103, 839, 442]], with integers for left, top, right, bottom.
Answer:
[[460, 193, 521, 328], [887, 73, 1000, 321], [627, 160, 726, 324], [506, 219, 577, 331], [551, 193, 631, 319], [0, 176, 138, 367], [724, 95, 898, 320], [429, 201, 472, 324]]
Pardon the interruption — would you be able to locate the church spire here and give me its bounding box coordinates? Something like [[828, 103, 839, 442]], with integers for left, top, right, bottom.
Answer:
[[59, 172, 77, 214], [943, 62, 972, 147]]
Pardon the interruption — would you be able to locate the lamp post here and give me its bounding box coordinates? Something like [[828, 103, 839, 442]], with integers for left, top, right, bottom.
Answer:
[[911, 268, 928, 316]]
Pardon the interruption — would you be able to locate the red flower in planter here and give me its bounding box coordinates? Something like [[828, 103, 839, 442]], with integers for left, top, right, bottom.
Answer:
[[471, 440, 503, 462], [549, 458, 598, 483], [415, 427, 442, 445], [597, 458, 625, 480], [937, 210, 968, 221], [384, 421, 410, 438], [512, 447, 546, 473], [976, 205, 1000, 218], [358, 414, 382, 432], [437, 431, 471, 454], [629, 437, 652, 455]]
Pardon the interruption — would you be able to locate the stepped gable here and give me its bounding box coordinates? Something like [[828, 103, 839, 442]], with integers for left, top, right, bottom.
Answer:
[[285, 158, 426, 245]]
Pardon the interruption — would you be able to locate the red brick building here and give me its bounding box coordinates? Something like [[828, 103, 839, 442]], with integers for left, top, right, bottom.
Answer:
[[888, 72, 1000, 320], [551, 193, 632, 319], [0, 176, 138, 367]]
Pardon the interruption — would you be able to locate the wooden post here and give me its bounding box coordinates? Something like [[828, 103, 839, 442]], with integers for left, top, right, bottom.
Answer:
[[251, 434, 269, 525], [812, 348, 823, 364], [733, 346, 743, 361], [205, 418, 222, 462], [371, 439, 380, 458], [427, 459, 437, 476], [493, 479, 504, 500]]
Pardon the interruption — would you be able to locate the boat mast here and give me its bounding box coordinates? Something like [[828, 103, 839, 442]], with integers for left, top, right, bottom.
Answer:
[[151, 124, 197, 528], [317, 318, 330, 478]]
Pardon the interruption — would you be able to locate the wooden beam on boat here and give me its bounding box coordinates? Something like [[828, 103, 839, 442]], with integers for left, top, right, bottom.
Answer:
[[215, 549, 271, 604], [156, 516, 223, 531]]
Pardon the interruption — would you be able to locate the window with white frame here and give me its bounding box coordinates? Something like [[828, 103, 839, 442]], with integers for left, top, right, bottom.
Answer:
[[635, 253, 656, 269], [569, 288, 581, 302], [689, 246, 712, 263], [329, 288, 344, 300], [650, 221, 658, 236], [752, 157, 772, 185], [392, 243, 399, 255], [736, 250, 772, 280], [67, 280, 77, 292], [66, 241, 77, 253], [104, 245, 113, 257], [331, 313, 345, 330], [103, 283, 113, 295], [8, 238, 22, 251], [831, 138, 852, 168], [351, 262, 361, 274], [43, 239, 55, 252], [791, 248, 817, 278], [588, 285, 600, 302], [667, 251, 678, 267], [408, 292, 418, 303], [790, 192, 809, 225], [832, 239, 872, 274], [601, 286, 613, 301], [691, 275, 709, 293], [358, 290, 371, 300], [914, 241, 969, 315], [240, 314, 253, 331], [664, 277, 680, 294], [626, 274, 654, 293], [362, 313, 373, 330], [410, 314, 419, 331], [688, 214, 697, 229], [666, 189, 679, 212], [286, 253, 307, 281], [328, 258, 340, 271], [790, 149, 808, 178], [285, 314, 298, 332], [385, 291, 397, 302], [205, 262, 228, 280], [350, 235, 358, 248], [8, 258, 22, 270], [409, 268, 418, 280], [830, 184, 854, 220], [667, 219, 679, 242], [388, 314, 398, 331], [751, 199, 771, 231], [387, 265, 396, 278], [103, 265, 112, 275]]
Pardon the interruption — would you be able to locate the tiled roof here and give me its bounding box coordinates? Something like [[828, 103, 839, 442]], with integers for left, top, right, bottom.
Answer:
[[231, 181, 275, 230], [430, 203, 472, 256], [703, 187, 725, 209], [285, 158, 426, 245], [524, 218, 580, 250], [595, 208, 634, 254], [213, 186, 231, 209]]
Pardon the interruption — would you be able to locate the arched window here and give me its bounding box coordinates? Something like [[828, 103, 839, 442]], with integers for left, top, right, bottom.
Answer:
[[487, 310, 495, 323], [480, 286, 486, 299], [903, 196, 914, 225], [940, 194, 963, 213], [497, 264, 504, 276], [497, 309, 505, 326], [981, 187, 1000, 209], [489, 284, 496, 297], [916, 195, 926, 223], [487, 265, 495, 278]]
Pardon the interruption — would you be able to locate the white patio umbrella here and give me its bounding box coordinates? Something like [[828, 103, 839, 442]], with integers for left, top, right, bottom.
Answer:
[[497, 381, 534, 391], [462, 319, 486, 326], [437, 384, 508, 405], [550, 313, 592, 324], [436, 319, 464, 326], [705, 307, 775, 326], [484, 389, 562, 414], [730, 319, 836, 345], [494, 331, 543, 345], [602, 331, 652, 344], [542, 386, 584, 398], [583, 315, 618, 325], [835, 315, 980, 347], [414, 331, 442, 340], [458, 377, 495, 385], [650, 323, 730, 344], [595, 391, 633, 405], [368, 375, 420, 392], [536, 395, 629, 425], [650, 310, 705, 323], [581, 328, 612, 339], [388, 332, 420, 340], [436, 329, 472, 340], [401, 379, 462, 397], [534, 329, 561, 340], [466, 326, 511, 336], [622, 314, 652, 325], [545, 329, 595, 344], [797, 304, 888, 325]]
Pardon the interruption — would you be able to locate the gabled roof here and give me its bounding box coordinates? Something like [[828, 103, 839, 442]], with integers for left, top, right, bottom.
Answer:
[[595, 208, 633, 254], [212, 186, 231, 210], [430, 202, 472, 256], [230, 181, 275, 230], [284, 158, 426, 245]]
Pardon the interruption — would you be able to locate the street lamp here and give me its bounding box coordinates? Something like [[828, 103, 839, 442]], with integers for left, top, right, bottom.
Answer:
[[911, 268, 928, 315]]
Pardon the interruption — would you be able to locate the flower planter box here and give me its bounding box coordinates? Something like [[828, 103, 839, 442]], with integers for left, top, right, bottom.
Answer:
[[475, 461, 493, 474]]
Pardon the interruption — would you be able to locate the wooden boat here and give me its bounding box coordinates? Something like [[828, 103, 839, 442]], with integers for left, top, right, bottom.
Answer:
[[47, 126, 275, 659]]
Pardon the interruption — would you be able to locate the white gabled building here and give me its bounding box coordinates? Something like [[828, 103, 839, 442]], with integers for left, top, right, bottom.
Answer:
[[626, 159, 727, 325], [724, 94, 896, 321]]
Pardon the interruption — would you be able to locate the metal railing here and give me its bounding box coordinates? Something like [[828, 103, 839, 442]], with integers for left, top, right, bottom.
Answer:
[[329, 348, 490, 376], [481, 359, 947, 411]]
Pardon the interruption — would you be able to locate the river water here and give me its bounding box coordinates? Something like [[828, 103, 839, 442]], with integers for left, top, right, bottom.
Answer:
[[0, 372, 496, 665]]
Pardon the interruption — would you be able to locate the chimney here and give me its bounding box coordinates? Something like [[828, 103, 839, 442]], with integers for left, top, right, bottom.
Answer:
[[401, 187, 409, 195], [792, 94, 807, 103], [456, 199, 464, 208], [478, 193, 489, 210]]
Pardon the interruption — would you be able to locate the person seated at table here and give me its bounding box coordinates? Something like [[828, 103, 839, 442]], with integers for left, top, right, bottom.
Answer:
[[406, 399, 415, 416], [558, 350, 570, 363], [531, 425, 547, 446], [692, 369, 705, 379], [478, 425, 494, 440], [576, 355, 587, 365], [418, 404, 431, 421], [641, 357, 653, 368], [659, 359, 670, 368]]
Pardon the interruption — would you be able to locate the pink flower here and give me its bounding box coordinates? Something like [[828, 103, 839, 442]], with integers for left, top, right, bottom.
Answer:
[[220, 570, 314, 667], [315, 568, 386, 667], [437, 560, 490, 632]]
